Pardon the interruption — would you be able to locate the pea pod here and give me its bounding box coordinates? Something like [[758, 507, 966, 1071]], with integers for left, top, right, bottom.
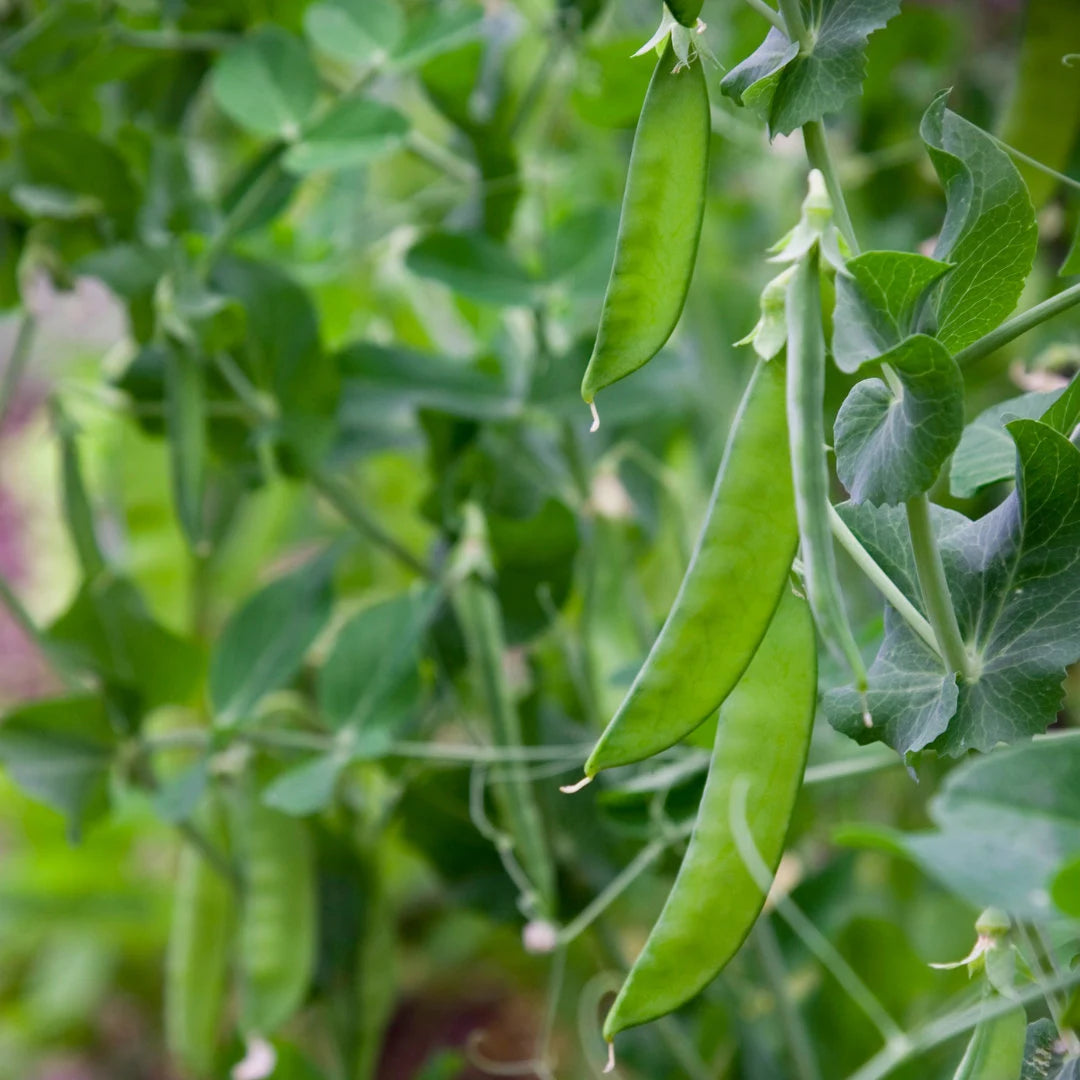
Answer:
[[667, 0, 704, 27], [602, 588, 816, 1038], [453, 571, 556, 917], [234, 792, 317, 1035], [583, 357, 798, 777], [786, 246, 868, 694], [952, 1001, 1027, 1080], [165, 802, 234, 1079], [580, 38, 709, 410]]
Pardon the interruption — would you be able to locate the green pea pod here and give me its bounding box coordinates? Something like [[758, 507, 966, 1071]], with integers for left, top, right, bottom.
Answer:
[[786, 247, 868, 694], [667, 0, 704, 27], [583, 357, 798, 777], [580, 39, 709, 410], [165, 802, 234, 1079], [603, 587, 816, 1038], [453, 575, 557, 917], [234, 793, 317, 1035], [952, 1002, 1027, 1080], [164, 346, 207, 552], [998, 0, 1080, 208]]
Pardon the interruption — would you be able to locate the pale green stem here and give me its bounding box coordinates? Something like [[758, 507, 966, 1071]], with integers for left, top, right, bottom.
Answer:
[[905, 495, 972, 680], [778, 0, 813, 50], [0, 314, 35, 433], [737, 0, 788, 33], [199, 158, 284, 278], [828, 504, 940, 656], [803, 121, 860, 255], [990, 134, 1080, 194], [953, 280, 1080, 367], [404, 131, 478, 185]]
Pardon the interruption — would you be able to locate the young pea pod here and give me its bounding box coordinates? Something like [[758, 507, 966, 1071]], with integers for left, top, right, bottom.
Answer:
[[786, 246, 869, 695], [583, 357, 798, 777], [666, 0, 704, 26], [603, 587, 816, 1038], [234, 793, 317, 1036], [580, 38, 710, 411], [165, 802, 234, 1079], [164, 345, 208, 552], [452, 567, 557, 918], [952, 1001, 1027, 1080]]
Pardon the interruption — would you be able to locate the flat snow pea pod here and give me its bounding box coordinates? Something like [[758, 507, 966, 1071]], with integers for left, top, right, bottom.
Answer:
[[234, 792, 317, 1036], [666, 0, 704, 27], [165, 802, 234, 1079], [580, 38, 709, 412], [453, 573, 557, 917], [786, 246, 869, 696], [603, 587, 816, 1038], [951, 1001, 1026, 1080], [583, 356, 798, 777]]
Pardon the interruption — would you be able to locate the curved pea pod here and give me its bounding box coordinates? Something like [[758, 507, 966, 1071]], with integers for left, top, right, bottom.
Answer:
[[666, 0, 704, 27], [580, 38, 710, 409], [952, 1001, 1026, 1080], [583, 357, 798, 777], [603, 587, 817, 1038], [234, 793, 317, 1036], [165, 801, 234, 1078]]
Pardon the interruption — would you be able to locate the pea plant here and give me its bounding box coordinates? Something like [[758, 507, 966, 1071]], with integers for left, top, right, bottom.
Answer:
[[0, 1, 1079, 1079]]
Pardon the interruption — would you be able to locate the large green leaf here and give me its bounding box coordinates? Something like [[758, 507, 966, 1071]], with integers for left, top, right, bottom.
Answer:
[[719, 0, 900, 137], [833, 334, 964, 504], [303, 0, 404, 65], [210, 551, 337, 726], [405, 231, 537, 307], [211, 27, 319, 139], [840, 734, 1080, 918], [831, 251, 953, 374], [825, 419, 1080, 756], [282, 98, 409, 174], [0, 696, 116, 837], [918, 93, 1038, 353]]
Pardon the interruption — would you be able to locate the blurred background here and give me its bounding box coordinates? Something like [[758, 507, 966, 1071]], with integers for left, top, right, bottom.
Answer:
[[0, 0, 1078, 1078]]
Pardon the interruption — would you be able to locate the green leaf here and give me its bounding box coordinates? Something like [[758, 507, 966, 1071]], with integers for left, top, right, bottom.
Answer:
[[282, 98, 409, 174], [844, 734, 1080, 918], [719, 0, 900, 137], [826, 420, 1080, 756], [210, 551, 337, 726], [1022, 1020, 1065, 1080], [1063, 216, 1080, 277], [832, 251, 953, 373], [392, 5, 484, 69], [405, 231, 537, 306], [317, 588, 436, 732], [919, 93, 1038, 353], [152, 761, 208, 825], [949, 389, 1063, 499], [834, 334, 964, 504], [0, 696, 116, 837], [304, 0, 404, 65], [1051, 856, 1080, 918], [212, 27, 319, 140], [48, 577, 204, 713], [262, 754, 344, 816]]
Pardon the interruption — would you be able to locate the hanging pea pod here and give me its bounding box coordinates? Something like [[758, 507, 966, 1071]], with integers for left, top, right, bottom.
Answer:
[[786, 245, 869, 697], [233, 789, 317, 1037], [164, 345, 208, 552], [451, 508, 557, 918], [952, 1000, 1027, 1080], [581, 357, 798, 778], [603, 587, 817, 1039], [165, 800, 234, 1079], [580, 37, 710, 415]]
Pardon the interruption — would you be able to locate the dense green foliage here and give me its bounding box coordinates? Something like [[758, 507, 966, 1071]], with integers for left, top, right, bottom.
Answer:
[[0, 1, 1079, 1079]]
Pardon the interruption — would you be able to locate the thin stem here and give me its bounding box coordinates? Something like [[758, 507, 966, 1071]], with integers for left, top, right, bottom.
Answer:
[[737, 0, 787, 33], [404, 131, 477, 185], [176, 820, 241, 890], [803, 749, 899, 786], [828, 504, 940, 656], [845, 967, 1080, 1080], [803, 121, 859, 254], [952, 281, 1080, 368], [1015, 923, 1069, 1038], [777, 0, 813, 50], [199, 156, 284, 278], [311, 468, 433, 579], [730, 778, 904, 1045], [905, 494, 972, 680], [110, 26, 238, 51], [0, 573, 86, 693], [989, 134, 1080, 194], [754, 916, 822, 1080], [0, 314, 36, 433]]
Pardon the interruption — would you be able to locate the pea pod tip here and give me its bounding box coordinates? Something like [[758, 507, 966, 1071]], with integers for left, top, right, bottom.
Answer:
[[588, 401, 600, 433], [603, 1041, 616, 1074], [559, 775, 592, 794]]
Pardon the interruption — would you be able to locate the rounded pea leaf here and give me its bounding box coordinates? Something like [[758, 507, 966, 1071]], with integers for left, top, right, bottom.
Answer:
[[304, 0, 404, 66], [282, 98, 409, 174], [212, 27, 319, 140], [1051, 856, 1080, 918]]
